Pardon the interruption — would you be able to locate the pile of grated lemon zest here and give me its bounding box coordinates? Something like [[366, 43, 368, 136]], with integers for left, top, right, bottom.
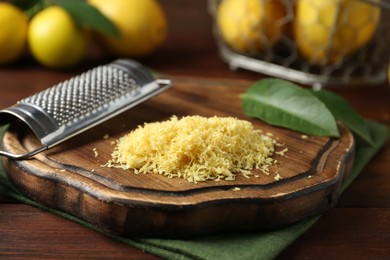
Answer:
[[107, 115, 279, 183]]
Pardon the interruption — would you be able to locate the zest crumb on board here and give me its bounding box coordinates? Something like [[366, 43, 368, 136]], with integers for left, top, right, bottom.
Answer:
[[275, 148, 288, 156], [274, 173, 283, 181], [92, 147, 98, 158]]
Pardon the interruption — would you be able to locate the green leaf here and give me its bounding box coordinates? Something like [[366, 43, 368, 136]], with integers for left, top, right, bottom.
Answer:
[[241, 78, 340, 137], [54, 0, 120, 38], [311, 89, 375, 146]]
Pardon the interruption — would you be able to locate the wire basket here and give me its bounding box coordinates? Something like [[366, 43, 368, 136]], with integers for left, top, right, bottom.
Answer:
[[208, 0, 390, 87]]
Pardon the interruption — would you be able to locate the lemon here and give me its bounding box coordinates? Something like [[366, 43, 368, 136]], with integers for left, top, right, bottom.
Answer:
[[216, 0, 286, 54], [28, 6, 88, 69], [88, 0, 167, 57], [294, 0, 381, 65], [0, 3, 28, 65]]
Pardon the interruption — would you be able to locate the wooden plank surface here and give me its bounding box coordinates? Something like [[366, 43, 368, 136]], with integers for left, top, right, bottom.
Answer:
[[278, 208, 390, 259], [0, 204, 158, 260]]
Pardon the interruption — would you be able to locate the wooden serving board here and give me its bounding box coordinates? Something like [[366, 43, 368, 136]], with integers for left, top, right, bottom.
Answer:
[[2, 76, 355, 238]]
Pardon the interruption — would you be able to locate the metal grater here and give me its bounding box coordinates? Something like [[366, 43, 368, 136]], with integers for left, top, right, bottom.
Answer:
[[0, 59, 172, 160]]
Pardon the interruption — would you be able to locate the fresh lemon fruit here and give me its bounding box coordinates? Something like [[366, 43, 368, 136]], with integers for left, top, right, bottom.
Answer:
[[88, 0, 167, 57], [216, 0, 286, 54], [0, 3, 28, 65], [294, 0, 381, 65], [28, 6, 88, 69]]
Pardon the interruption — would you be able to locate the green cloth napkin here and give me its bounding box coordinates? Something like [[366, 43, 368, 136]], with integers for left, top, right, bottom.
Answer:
[[0, 120, 388, 260]]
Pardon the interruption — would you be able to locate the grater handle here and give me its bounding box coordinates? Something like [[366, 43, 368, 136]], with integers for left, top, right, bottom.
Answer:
[[0, 146, 48, 160]]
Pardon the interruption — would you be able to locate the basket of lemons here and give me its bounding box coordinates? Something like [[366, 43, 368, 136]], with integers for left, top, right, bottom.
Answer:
[[209, 0, 390, 87]]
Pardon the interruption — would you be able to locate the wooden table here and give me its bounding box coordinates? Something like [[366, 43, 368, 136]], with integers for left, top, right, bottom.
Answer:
[[1, 1, 389, 259]]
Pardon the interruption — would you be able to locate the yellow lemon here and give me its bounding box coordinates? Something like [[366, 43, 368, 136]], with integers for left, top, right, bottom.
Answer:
[[294, 0, 381, 65], [28, 6, 88, 69], [216, 0, 286, 54], [0, 3, 28, 65], [88, 0, 167, 57]]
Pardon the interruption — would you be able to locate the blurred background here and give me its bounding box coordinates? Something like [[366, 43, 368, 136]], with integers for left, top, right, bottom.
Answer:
[[0, 0, 389, 86]]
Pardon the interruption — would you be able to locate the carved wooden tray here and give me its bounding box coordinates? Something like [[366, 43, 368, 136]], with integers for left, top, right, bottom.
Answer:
[[2, 76, 355, 238]]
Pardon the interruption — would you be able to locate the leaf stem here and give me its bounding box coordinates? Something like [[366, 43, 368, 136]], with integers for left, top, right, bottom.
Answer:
[[25, 0, 49, 18]]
